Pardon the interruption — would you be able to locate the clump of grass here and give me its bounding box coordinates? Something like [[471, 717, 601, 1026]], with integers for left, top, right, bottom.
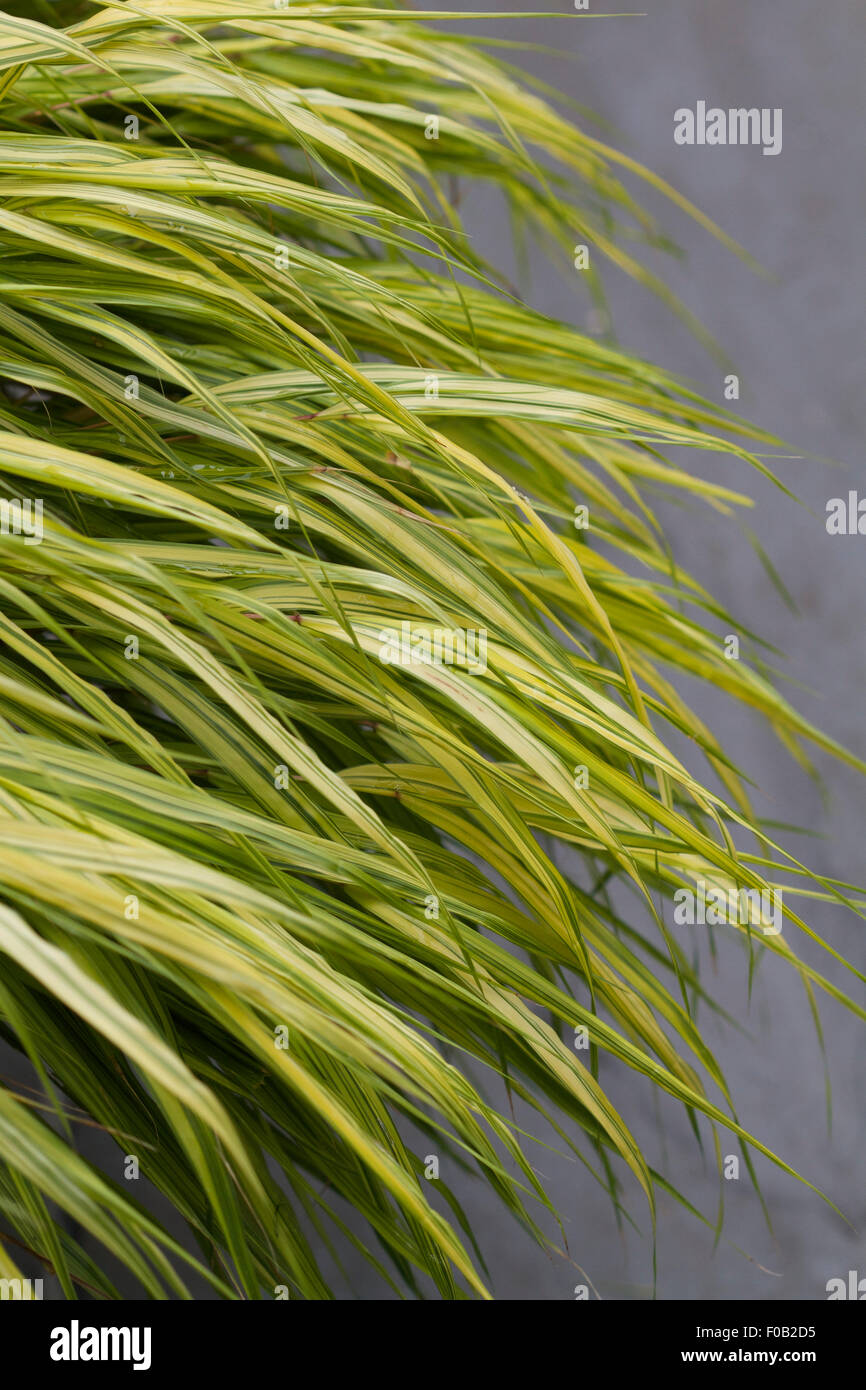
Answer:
[[0, 0, 861, 1300]]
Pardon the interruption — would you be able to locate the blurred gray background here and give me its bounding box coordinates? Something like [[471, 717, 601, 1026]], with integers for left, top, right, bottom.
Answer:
[[6, 0, 864, 1303], [399, 0, 866, 1301]]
